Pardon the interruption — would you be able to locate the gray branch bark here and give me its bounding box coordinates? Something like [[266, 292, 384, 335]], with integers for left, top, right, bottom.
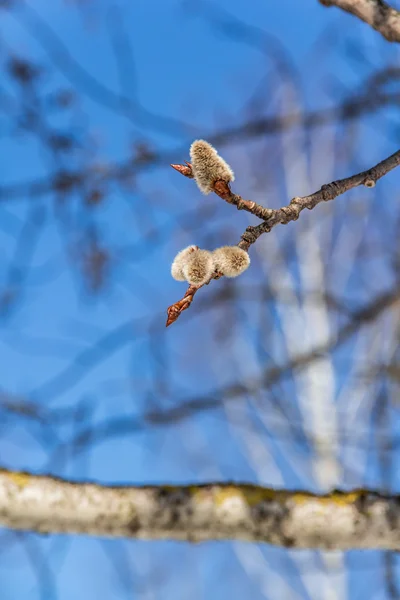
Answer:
[[320, 0, 400, 43], [240, 147, 400, 247], [2, 469, 400, 549]]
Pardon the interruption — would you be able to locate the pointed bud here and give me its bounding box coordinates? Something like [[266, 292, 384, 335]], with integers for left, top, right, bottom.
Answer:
[[170, 163, 194, 178], [189, 140, 234, 195], [212, 246, 250, 278], [166, 287, 197, 327]]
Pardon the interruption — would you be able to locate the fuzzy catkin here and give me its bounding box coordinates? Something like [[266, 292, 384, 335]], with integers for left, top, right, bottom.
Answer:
[[190, 140, 234, 195], [171, 245, 198, 281], [212, 246, 250, 278], [183, 249, 214, 286]]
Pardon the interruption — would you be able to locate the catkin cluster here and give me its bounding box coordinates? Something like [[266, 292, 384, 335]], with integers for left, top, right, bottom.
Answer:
[[171, 245, 249, 286], [170, 245, 198, 281], [190, 140, 234, 195], [212, 246, 250, 278], [170, 140, 251, 288], [171, 247, 214, 286]]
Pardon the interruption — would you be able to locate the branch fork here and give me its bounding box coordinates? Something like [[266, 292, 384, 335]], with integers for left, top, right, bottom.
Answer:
[[167, 148, 400, 327]]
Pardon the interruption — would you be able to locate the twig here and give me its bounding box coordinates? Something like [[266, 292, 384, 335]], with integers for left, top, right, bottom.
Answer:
[[319, 0, 400, 43], [166, 148, 400, 327], [165, 284, 198, 328]]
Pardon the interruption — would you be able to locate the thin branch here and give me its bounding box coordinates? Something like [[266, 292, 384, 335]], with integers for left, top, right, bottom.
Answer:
[[14, 1, 195, 137], [2, 468, 400, 549], [167, 148, 400, 326], [319, 0, 400, 43], [1, 89, 399, 203]]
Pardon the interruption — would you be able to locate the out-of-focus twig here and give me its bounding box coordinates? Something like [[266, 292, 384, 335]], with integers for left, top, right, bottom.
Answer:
[[1, 87, 399, 203]]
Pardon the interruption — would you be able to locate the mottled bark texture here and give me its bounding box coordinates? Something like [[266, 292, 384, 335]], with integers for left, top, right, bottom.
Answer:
[[238, 148, 400, 249], [2, 469, 400, 549], [319, 0, 400, 43]]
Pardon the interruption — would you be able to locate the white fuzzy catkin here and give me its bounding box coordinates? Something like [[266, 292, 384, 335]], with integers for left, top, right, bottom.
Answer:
[[190, 140, 234, 195], [183, 249, 214, 286], [212, 246, 250, 278], [171, 245, 198, 281]]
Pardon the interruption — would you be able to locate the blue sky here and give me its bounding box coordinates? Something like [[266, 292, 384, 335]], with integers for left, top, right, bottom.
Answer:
[[1, 0, 400, 598]]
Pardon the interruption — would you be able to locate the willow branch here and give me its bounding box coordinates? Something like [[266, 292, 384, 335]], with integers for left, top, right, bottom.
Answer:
[[319, 0, 400, 43], [166, 148, 400, 326], [3, 469, 400, 549]]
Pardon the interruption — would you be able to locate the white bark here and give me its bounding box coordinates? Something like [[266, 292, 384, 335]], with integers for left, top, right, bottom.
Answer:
[[280, 89, 345, 600], [1, 469, 400, 549]]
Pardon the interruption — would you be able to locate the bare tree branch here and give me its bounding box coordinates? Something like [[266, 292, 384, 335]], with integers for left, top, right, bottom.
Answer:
[[167, 148, 400, 326], [320, 0, 400, 43], [2, 468, 400, 549]]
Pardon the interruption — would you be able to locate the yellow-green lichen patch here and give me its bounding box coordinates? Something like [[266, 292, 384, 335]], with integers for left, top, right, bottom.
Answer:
[[4, 470, 31, 489], [189, 486, 209, 504], [291, 490, 362, 507], [241, 486, 284, 507], [213, 485, 284, 507], [214, 486, 245, 506]]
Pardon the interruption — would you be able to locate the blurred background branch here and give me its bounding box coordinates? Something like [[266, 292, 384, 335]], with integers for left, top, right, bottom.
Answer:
[[1, 0, 400, 598]]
